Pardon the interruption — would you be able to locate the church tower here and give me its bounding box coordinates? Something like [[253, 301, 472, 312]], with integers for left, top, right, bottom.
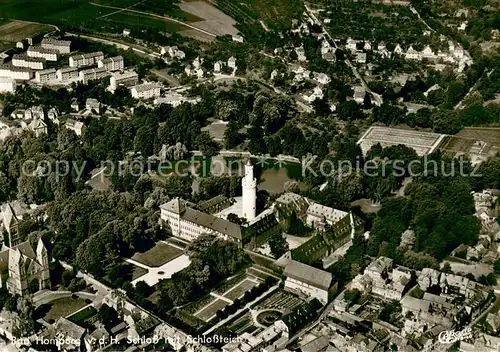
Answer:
[[242, 159, 257, 221]]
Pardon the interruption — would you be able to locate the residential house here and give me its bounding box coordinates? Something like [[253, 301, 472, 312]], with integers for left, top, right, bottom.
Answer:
[[227, 56, 237, 69], [356, 52, 367, 64], [393, 44, 403, 55], [353, 86, 365, 104], [346, 38, 357, 52], [364, 40, 372, 51], [79, 67, 108, 84], [65, 119, 85, 136], [405, 46, 421, 60], [27, 46, 58, 61], [86, 98, 101, 112], [314, 73, 331, 85], [69, 51, 105, 68], [295, 46, 307, 61]]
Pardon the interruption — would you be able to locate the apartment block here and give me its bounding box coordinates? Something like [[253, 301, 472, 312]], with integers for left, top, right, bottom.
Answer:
[[56, 67, 79, 81], [98, 56, 124, 72], [12, 55, 45, 70], [69, 52, 104, 68], [27, 46, 58, 61], [109, 70, 138, 90], [35, 68, 57, 83], [40, 38, 72, 54], [79, 67, 108, 84]]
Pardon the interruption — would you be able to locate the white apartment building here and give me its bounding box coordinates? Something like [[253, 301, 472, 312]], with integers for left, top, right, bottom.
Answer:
[[109, 70, 139, 91], [41, 38, 71, 54], [0, 77, 16, 93], [27, 46, 58, 61], [0, 66, 33, 81], [12, 55, 45, 70], [98, 56, 124, 72], [56, 67, 79, 81], [130, 82, 161, 99], [283, 260, 332, 304], [35, 68, 57, 84], [160, 198, 242, 245], [69, 52, 104, 68], [79, 67, 108, 84], [154, 94, 201, 107]]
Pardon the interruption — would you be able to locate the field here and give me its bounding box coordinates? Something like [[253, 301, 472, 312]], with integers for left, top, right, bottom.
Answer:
[[357, 126, 445, 156], [36, 296, 89, 323], [214, 0, 302, 31], [0, 20, 52, 42], [131, 242, 183, 267], [0, 0, 190, 35]]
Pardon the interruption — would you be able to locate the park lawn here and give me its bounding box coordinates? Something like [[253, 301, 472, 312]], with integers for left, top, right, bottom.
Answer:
[[40, 296, 89, 323], [131, 242, 183, 267]]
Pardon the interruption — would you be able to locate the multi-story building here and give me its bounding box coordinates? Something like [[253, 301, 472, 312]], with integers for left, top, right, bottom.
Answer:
[[40, 38, 71, 54], [130, 82, 162, 99], [109, 70, 138, 90], [98, 56, 124, 71], [27, 46, 58, 61], [306, 203, 348, 231], [0, 77, 16, 93], [0, 65, 33, 80], [35, 68, 57, 83], [12, 54, 45, 70], [69, 51, 104, 68], [79, 67, 108, 84], [283, 260, 333, 304], [56, 67, 79, 81], [160, 198, 242, 246]]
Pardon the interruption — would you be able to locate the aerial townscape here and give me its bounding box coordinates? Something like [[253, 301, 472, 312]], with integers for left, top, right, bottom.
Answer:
[[0, 0, 499, 351]]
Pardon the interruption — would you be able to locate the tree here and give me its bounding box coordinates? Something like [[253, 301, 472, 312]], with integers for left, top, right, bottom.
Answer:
[[197, 132, 220, 157], [224, 121, 243, 149], [98, 304, 119, 329], [268, 232, 288, 258]]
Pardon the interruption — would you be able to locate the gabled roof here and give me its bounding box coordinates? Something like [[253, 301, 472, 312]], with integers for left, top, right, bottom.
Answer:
[[284, 260, 332, 290]]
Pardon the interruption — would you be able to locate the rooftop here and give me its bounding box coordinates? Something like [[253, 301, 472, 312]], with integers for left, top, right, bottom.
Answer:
[[283, 260, 332, 290]]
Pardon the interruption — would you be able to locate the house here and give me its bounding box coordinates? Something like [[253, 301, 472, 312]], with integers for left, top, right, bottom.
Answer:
[[394, 44, 403, 55], [65, 119, 85, 136], [353, 86, 365, 104], [232, 34, 244, 43], [302, 86, 323, 103], [27, 119, 47, 137], [405, 46, 421, 60], [47, 108, 59, 124], [356, 52, 367, 64], [0, 77, 16, 93], [377, 42, 386, 51], [52, 317, 86, 351], [364, 40, 372, 51], [321, 40, 331, 55], [0, 237, 50, 296], [213, 61, 224, 74], [283, 260, 332, 304], [346, 38, 357, 52], [458, 21, 468, 31], [295, 46, 307, 61], [192, 57, 202, 69], [168, 46, 185, 59], [421, 45, 436, 60], [123, 28, 131, 36], [314, 73, 331, 85], [130, 82, 162, 99], [86, 98, 101, 112], [227, 56, 237, 69]]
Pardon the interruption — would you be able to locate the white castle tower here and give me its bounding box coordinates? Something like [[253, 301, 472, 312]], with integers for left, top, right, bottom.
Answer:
[[242, 159, 257, 221]]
